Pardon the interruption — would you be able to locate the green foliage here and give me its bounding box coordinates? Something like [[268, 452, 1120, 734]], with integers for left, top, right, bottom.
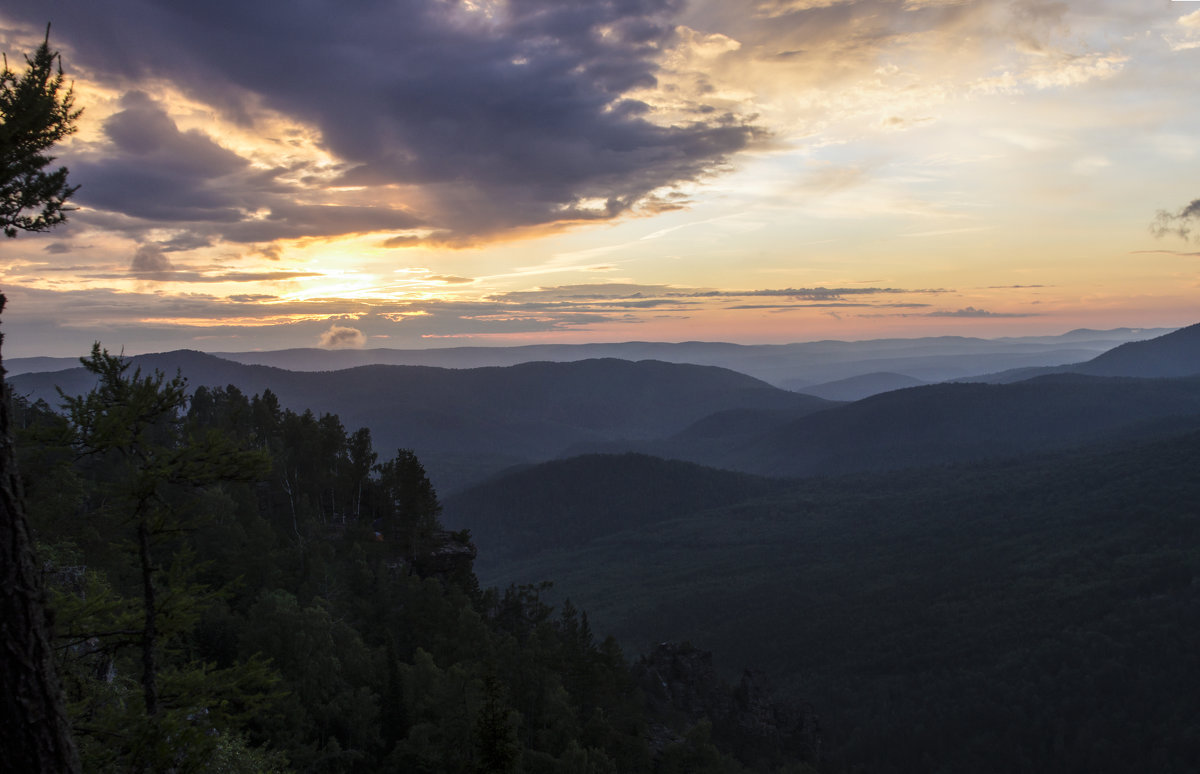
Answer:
[[489, 431, 1200, 774], [475, 673, 519, 774], [14, 349, 794, 773], [0, 28, 81, 237], [444, 453, 788, 562], [26, 347, 279, 770], [658, 721, 745, 774]]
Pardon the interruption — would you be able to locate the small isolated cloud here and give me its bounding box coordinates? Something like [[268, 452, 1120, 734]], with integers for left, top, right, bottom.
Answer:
[[131, 244, 173, 276], [319, 325, 366, 349], [44, 242, 73, 254], [427, 275, 474, 285], [1151, 199, 1200, 242]]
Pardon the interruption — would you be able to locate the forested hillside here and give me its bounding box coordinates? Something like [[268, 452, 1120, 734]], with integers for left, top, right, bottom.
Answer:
[[487, 431, 1200, 773], [11, 354, 830, 493], [443, 454, 791, 564], [12, 348, 819, 774], [12, 335, 1200, 773], [976, 320, 1200, 383]]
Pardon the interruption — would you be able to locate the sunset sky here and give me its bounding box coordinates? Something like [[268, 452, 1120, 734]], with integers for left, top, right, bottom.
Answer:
[[2, 0, 1199, 357]]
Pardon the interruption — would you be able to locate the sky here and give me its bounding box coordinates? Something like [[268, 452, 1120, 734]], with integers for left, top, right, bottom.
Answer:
[[2, 0, 1199, 357]]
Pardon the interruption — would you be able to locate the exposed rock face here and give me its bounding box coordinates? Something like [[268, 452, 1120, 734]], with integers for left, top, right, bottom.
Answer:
[[410, 529, 478, 583], [635, 641, 820, 769]]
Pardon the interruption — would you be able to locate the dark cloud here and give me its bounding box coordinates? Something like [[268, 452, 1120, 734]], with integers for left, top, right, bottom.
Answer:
[[121, 242, 322, 282], [228, 294, 277, 303], [926, 307, 1035, 318], [495, 283, 678, 302], [494, 283, 949, 304], [318, 325, 366, 349], [381, 235, 423, 248], [709, 286, 948, 300], [478, 283, 954, 319], [131, 244, 173, 277], [71, 92, 250, 224], [104, 91, 247, 177], [64, 93, 423, 243], [43, 242, 73, 254], [1129, 249, 1200, 258], [76, 161, 248, 224], [727, 302, 932, 310], [1150, 199, 1200, 242], [221, 202, 422, 244], [106, 268, 325, 283], [207, 271, 324, 282], [14, 0, 761, 242]]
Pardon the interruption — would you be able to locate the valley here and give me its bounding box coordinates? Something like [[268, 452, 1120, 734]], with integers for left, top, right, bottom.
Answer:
[[9, 322, 1200, 772]]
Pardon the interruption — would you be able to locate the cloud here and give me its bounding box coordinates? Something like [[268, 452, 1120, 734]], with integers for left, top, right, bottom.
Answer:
[[73, 92, 251, 225], [1023, 52, 1127, 91], [104, 91, 247, 177], [727, 302, 932, 310], [4, 281, 949, 339], [131, 244, 173, 277], [493, 283, 949, 305], [382, 235, 424, 248], [67, 93, 423, 244], [1151, 199, 1200, 242], [13, 0, 761, 243], [1166, 9, 1200, 51], [121, 242, 323, 283], [1129, 249, 1200, 258], [318, 325, 366, 349], [926, 306, 1035, 318], [257, 244, 283, 261], [753, 0, 852, 17]]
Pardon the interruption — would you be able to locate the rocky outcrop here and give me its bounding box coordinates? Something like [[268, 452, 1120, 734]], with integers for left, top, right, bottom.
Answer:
[[410, 529, 477, 584], [635, 641, 820, 770]]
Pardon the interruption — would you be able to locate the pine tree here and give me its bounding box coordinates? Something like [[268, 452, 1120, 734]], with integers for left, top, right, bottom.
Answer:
[[55, 346, 274, 770], [0, 28, 82, 773], [1, 27, 81, 237]]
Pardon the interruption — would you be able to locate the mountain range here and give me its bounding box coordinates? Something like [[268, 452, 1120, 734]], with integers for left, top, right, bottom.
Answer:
[[10, 353, 827, 492], [6, 326, 1172, 392], [11, 322, 1200, 492], [972, 321, 1200, 383]]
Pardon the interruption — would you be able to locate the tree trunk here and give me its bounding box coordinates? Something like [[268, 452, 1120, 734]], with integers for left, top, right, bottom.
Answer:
[[0, 292, 82, 772], [137, 518, 159, 717]]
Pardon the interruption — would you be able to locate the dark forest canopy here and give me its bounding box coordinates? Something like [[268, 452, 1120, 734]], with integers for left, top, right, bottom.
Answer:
[[485, 429, 1200, 774], [11, 348, 819, 773]]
